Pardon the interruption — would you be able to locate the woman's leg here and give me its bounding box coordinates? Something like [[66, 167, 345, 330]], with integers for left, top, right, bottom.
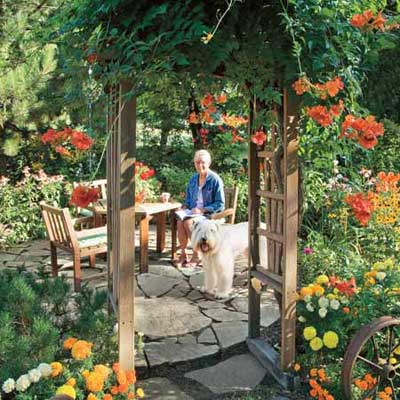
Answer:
[[184, 219, 201, 264], [176, 220, 189, 264]]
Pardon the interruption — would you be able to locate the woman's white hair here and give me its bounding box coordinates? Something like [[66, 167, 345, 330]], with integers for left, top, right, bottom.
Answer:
[[194, 149, 212, 164]]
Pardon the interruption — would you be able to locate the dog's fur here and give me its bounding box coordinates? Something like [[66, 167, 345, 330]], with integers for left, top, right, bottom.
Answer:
[[191, 220, 264, 299]]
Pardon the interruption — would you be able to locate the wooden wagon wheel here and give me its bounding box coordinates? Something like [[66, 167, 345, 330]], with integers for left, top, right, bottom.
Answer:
[[342, 316, 400, 399]]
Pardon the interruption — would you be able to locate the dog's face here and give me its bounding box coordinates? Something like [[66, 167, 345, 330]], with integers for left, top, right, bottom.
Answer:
[[191, 220, 221, 255]]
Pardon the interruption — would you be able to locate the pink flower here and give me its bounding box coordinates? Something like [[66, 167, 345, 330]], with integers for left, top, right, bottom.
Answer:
[[303, 247, 313, 255]]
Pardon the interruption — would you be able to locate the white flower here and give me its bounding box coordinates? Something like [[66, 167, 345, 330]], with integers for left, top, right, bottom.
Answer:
[[2, 378, 15, 393], [298, 316, 306, 323], [333, 168, 339, 175], [376, 272, 386, 281], [28, 368, 41, 383], [303, 295, 312, 303], [318, 308, 328, 318], [318, 297, 329, 309], [306, 303, 315, 312], [37, 363, 52, 378], [113, 323, 119, 334], [330, 299, 340, 310], [16, 375, 31, 392], [333, 160, 339, 166]]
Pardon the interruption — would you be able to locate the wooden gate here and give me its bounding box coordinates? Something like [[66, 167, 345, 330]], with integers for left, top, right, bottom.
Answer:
[[247, 88, 299, 388]]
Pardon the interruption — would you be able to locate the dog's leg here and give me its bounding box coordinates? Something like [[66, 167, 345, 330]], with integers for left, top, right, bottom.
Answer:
[[215, 256, 234, 299], [200, 258, 217, 295]]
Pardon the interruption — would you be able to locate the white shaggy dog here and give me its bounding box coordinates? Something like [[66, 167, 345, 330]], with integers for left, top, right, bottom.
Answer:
[[191, 220, 250, 299]]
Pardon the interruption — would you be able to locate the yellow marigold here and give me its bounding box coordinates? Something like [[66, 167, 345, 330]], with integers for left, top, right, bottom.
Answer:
[[71, 340, 92, 360], [394, 345, 400, 355], [66, 378, 76, 387], [323, 331, 339, 349], [310, 368, 318, 377], [389, 357, 397, 365], [310, 337, 323, 351], [303, 326, 317, 341], [87, 394, 97, 400], [300, 286, 313, 298], [316, 275, 329, 285], [94, 364, 111, 380], [294, 363, 301, 372], [82, 370, 90, 378], [63, 337, 78, 350], [56, 384, 76, 399], [86, 372, 104, 393], [51, 362, 63, 377], [136, 388, 145, 398]]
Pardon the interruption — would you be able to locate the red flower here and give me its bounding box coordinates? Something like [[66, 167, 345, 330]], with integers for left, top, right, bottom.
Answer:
[[216, 93, 227, 104], [199, 128, 209, 137], [306, 105, 333, 127], [70, 131, 93, 150], [372, 12, 386, 31], [334, 277, 357, 297], [350, 13, 368, 28], [251, 130, 266, 146], [188, 112, 199, 124], [231, 129, 245, 144], [140, 169, 155, 180], [41, 129, 58, 144], [200, 93, 214, 108], [345, 192, 374, 226], [70, 185, 100, 208], [329, 100, 344, 118], [86, 53, 97, 64]]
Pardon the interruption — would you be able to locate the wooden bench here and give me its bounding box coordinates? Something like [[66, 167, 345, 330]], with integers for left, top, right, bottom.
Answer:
[[40, 202, 107, 292]]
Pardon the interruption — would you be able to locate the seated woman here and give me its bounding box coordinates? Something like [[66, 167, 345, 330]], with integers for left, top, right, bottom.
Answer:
[[175, 149, 225, 267]]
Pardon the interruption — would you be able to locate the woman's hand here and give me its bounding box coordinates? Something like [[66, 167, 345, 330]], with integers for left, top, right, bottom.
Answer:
[[191, 207, 203, 214]]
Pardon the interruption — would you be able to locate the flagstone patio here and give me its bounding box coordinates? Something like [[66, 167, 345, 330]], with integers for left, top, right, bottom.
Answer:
[[0, 224, 280, 371]]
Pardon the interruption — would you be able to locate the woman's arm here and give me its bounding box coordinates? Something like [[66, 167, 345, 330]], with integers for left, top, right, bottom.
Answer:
[[203, 176, 225, 214]]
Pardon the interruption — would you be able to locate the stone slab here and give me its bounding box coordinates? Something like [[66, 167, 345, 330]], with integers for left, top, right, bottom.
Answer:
[[180, 266, 202, 277], [202, 308, 248, 322], [197, 300, 226, 309], [188, 272, 204, 289], [213, 321, 248, 349], [185, 353, 266, 394], [139, 377, 193, 400], [197, 328, 217, 345], [135, 297, 211, 337], [148, 264, 183, 279], [145, 342, 219, 367], [137, 273, 181, 297]]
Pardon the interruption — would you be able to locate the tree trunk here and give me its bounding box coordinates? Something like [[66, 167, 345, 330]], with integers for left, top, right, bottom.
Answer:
[[188, 93, 202, 150]]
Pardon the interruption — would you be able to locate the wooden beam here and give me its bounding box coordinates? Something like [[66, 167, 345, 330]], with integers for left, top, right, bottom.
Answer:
[[281, 88, 299, 370], [248, 98, 261, 338], [116, 82, 136, 370]]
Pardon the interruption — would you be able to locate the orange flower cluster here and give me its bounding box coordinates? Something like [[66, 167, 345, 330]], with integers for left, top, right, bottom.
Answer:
[[309, 368, 334, 400], [222, 114, 248, 128], [375, 172, 400, 193], [188, 92, 227, 126], [71, 340, 93, 360], [350, 10, 387, 31], [306, 101, 344, 127], [231, 128, 245, 144], [109, 363, 137, 396], [63, 337, 78, 350], [340, 114, 384, 149], [377, 387, 394, 400], [70, 185, 100, 208], [41, 127, 94, 156], [292, 76, 344, 99], [354, 373, 377, 392], [344, 192, 375, 226]]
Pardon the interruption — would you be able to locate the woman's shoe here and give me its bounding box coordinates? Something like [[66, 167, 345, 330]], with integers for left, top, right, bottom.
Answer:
[[186, 254, 202, 268], [172, 252, 188, 268]]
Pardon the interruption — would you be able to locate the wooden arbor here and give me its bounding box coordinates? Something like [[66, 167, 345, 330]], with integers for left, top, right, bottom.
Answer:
[[105, 85, 299, 379], [247, 89, 299, 387]]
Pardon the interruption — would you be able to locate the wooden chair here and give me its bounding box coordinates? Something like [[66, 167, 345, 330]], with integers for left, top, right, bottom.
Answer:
[[40, 202, 107, 292], [211, 186, 239, 224]]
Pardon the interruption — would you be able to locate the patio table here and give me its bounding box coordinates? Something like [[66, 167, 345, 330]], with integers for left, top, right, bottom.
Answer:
[[90, 199, 181, 272]]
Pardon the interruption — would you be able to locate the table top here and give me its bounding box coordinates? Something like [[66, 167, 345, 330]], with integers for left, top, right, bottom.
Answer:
[[91, 199, 181, 216]]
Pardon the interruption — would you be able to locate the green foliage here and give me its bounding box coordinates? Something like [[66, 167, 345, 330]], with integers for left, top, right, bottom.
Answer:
[[157, 165, 192, 203], [0, 169, 68, 246]]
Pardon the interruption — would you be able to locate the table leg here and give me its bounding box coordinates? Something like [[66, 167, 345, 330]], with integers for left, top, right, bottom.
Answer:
[[139, 215, 150, 273], [156, 212, 166, 253], [171, 211, 177, 261]]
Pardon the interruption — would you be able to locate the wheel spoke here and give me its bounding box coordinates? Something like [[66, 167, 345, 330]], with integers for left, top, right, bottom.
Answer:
[[388, 327, 395, 359], [370, 335, 380, 361], [357, 354, 383, 372]]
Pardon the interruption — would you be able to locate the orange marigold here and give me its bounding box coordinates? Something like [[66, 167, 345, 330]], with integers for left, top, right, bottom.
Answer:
[[63, 337, 78, 350], [85, 372, 104, 393], [118, 383, 128, 394], [112, 363, 120, 373], [87, 394, 97, 400], [126, 370, 136, 385], [71, 340, 92, 360], [94, 365, 111, 380], [116, 371, 127, 385], [51, 362, 63, 377], [103, 395, 113, 400], [110, 386, 119, 395], [66, 378, 76, 387]]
